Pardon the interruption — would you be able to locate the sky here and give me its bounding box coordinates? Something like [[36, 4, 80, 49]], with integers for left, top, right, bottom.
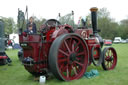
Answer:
[[0, 0, 128, 23]]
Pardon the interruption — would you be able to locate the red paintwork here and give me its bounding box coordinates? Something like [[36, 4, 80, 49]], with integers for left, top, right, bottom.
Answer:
[[19, 24, 101, 77], [56, 34, 89, 80], [75, 29, 93, 39], [8, 40, 12, 45], [104, 40, 112, 45], [0, 56, 7, 59], [19, 34, 50, 73]]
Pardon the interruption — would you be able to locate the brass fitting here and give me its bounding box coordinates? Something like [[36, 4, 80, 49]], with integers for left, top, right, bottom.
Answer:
[[90, 7, 98, 12]]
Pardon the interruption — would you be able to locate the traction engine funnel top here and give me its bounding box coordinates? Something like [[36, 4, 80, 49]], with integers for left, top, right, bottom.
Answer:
[[90, 7, 98, 35], [90, 7, 98, 12]]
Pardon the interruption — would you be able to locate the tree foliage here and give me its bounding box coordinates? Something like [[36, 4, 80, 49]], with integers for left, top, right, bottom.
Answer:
[[85, 7, 128, 40], [0, 17, 16, 34], [33, 16, 46, 30], [0, 7, 128, 40], [59, 13, 74, 27], [119, 19, 128, 39], [97, 8, 128, 40], [97, 8, 118, 39], [97, 8, 110, 18]]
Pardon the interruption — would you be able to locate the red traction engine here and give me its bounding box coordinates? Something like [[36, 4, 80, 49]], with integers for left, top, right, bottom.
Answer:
[[19, 7, 117, 81]]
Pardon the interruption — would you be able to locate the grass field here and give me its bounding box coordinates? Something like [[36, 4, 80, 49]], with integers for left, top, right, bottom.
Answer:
[[0, 44, 128, 85]]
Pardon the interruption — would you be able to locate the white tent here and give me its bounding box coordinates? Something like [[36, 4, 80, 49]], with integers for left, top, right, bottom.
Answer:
[[9, 33, 19, 44]]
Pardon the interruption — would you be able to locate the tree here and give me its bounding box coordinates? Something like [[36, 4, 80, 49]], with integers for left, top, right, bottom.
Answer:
[[1, 17, 16, 34], [33, 16, 46, 30], [97, 8, 110, 18], [119, 19, 128, 39], [59, 13, 74, 27], [96, 8, 119, 40]]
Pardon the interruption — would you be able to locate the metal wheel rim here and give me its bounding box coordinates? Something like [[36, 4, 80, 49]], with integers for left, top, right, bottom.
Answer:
[[91, 46, 102, 66], [49, 33, 89, 81], [102, 47, 117, 70]]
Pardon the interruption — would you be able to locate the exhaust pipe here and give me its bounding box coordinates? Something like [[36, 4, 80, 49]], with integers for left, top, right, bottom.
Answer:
[[90, 7, 104, 47], [90, 7, 98, 34]]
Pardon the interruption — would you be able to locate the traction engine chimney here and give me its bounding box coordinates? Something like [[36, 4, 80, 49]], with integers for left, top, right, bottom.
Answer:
[[90, 7, 98, 35]]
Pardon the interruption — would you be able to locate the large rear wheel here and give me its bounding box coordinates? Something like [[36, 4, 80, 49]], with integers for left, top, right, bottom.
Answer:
[[49, 33, 89, 81]]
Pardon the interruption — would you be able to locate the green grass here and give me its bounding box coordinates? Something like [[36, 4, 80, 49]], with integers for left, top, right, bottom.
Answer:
[[0, 44, 128, 85]]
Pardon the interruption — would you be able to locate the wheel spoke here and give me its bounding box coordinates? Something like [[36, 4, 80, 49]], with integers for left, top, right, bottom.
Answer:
[[74, 61, 83, 67], [64, 40, 71, 53], [108, 50, 111, 56], [68, 65, 72, 77], [58, 58, 67, 63], [71, 65, 78, 76], [110, 61, 113, 64], [76, 57, 82, 61], [73, 63, 79, 73], [105, 61, 109, 68], [72, 40, 75, 52], [108, 62, 110, 68], [59, 49, 69, 57], [106, 50, 108, 55], [59, 64, 65, 71], [105, 53, 108, 57], [110, 50, 112, 56], [75, 47, 79, 52], [111, 53, 113, 56], [109, 61, 112, 67], [74, 41, 80, 51], [61, 43, 67, 50], [77, 51, 85, 56], [109, 61, 112, 68], [66, 65, 69, 78], [105, 56, 112, 69], [69, 38, 73, 51], [61, 65, 67, 72]]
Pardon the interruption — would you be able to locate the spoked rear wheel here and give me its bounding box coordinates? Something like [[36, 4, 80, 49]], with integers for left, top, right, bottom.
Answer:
[[102, 47, 117, 70], [49, 33, 89, 81]]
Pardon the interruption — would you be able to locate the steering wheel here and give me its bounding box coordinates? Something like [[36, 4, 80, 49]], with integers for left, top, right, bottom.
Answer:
[[44, 19, 61, 27], [41, 19, 61, 33]]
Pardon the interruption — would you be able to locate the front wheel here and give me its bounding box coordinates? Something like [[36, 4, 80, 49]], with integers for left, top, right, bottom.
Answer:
[[91, 45, 102, 66], [102, 47, 117, 70], [48, 33, 89, 81]]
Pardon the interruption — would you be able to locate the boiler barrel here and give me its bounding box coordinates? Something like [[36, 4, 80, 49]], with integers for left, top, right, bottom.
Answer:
[[0, 20, 5, 52]]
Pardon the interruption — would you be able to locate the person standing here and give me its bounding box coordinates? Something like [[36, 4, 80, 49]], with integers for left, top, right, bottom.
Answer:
[[81, 16, 86, 27], [25, 17, 37, 34]]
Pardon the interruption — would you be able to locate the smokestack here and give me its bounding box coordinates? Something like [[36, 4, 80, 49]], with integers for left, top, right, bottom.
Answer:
[[90, 7, 98, 34]]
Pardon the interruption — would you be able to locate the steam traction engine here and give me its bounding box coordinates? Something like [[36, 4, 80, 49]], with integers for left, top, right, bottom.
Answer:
[[0, 20, 8, 65], [19, 7, 117, 81]]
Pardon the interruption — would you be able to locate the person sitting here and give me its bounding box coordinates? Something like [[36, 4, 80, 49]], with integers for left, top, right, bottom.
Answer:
[[25, 24, 34, 34], [25, 17, 37, 34]]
